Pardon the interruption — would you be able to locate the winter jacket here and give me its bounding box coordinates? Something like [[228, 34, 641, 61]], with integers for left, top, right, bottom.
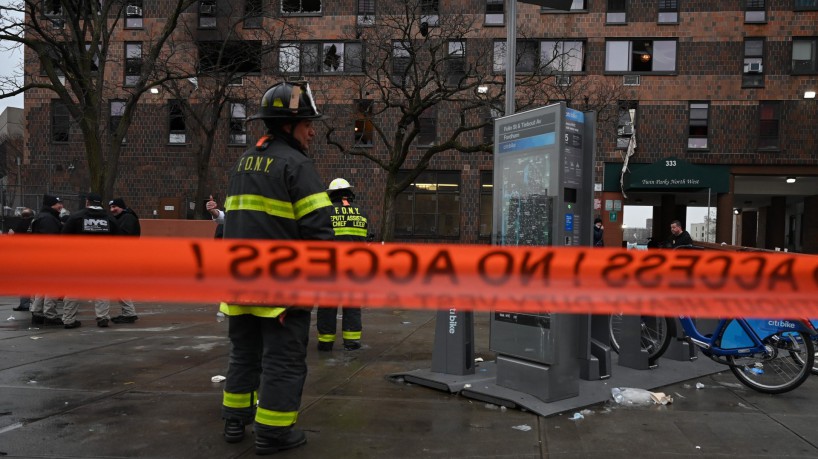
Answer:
[[31, 207, 63, 235]]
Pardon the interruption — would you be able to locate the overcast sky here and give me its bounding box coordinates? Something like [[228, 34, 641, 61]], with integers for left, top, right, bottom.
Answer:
[[0, 42, 24, 113]]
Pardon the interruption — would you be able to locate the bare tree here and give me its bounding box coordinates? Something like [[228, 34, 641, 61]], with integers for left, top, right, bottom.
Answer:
[[0, 1, 199, 198], [324, 0, 623, 241], [159, 3, 301, 218]]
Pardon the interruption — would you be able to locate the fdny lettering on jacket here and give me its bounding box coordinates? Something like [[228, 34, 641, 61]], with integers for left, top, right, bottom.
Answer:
[[331, 207, 368, 228], [236, 155, 274, 173], [82, 217, 112, 233]]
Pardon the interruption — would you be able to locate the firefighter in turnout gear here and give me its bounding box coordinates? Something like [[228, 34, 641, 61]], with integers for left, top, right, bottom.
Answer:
[[316, 178, 369, 352], [219, 81, 334, 455]]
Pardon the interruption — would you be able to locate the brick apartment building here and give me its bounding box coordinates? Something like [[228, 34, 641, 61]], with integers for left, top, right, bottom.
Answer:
[[16, 1, 818, 252]]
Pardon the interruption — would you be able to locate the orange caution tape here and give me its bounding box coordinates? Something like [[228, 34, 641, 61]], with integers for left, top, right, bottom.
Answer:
[[2, 235, 818, 318]]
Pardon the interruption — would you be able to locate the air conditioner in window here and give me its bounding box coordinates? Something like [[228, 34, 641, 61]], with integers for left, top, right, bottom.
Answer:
[[745, 62, 763, 73], [618, 124, 634, 136], [623, 75, 640, 86], [555, 75, 571, 87], [200, 3, 216, 15], [126, 5, 142, 16]]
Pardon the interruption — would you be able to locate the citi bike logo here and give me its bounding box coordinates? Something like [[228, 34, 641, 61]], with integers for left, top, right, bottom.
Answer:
[[768, 320, 796, 329], [449, 308, 457, 334]]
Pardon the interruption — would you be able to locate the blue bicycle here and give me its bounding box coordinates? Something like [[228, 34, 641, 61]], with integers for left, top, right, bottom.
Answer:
[[610, 315, 816, 394], [678, 317, 815, 394]]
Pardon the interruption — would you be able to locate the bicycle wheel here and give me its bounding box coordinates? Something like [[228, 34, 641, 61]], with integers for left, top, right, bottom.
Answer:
[[786, 334, 818, 376], [728, 330, 814, 394], [608, 314, 674, 360]]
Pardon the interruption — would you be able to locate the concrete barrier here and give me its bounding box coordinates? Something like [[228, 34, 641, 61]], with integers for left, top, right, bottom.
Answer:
[[140, 219, 217, 238]]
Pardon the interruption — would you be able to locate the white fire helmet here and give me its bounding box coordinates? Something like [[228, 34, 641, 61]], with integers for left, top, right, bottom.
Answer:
[[327, 178, 353, 191]]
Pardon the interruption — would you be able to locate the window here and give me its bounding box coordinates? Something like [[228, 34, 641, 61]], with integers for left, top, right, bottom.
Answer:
[[43, 0, 62, 17], [607, 0, 627, 23], [541, 40, 584, 73], [168, 100, 186, 144], [605, 39, 677, 72], [124, 42, 142, 86], [743, 38, 764, 88], [688, 102, 709, 149], [395, 171, 461, 238], [542, 0, 587, 11], [52, 99, 70, 143], [486, 0, 504, 25], [125, 0, 143, 28], [391, 41, 411, 86], [616, 101, 637, 149], [420, 0, 439, 27], [792, 37, 818, 73], [199, 0, 217, 28], [110, 100, 126, 144], [354, 100, 373, 146], [85, 44, 100, 73], [200, 41, 263, 75], [479, 171, 493, 240], [758, 101, 779, 150], [446, 41, 466, 87], [244, 0, 263, 28], [745, 0, 766, 22], [228, 102, 247, 145], [358, 0, 375, 25], [418, 107, 437, 146], [794, 0, 818, 11], [282, 0, 321, 14], [279, 42, 363, 74], [658, 0, 678, 23]]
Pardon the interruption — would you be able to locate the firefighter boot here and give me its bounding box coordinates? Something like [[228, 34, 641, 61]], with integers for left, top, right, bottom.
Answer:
[[343, 340, 361, 351], [255, 427, 306, 455], [317, 341, 333, 352], [223, 418, 246, 443]]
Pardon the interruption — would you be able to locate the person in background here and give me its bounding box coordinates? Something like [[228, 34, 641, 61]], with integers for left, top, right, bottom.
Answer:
[[593, 217, 604, 247], [206, 195, 224, 238], [316, 178, 368, 352], [218, 81, 333, 455], [30, 195, 65, 325], [10, 208, 34, 311], [665, 220, 693, 248], [108, 198, 140, 324], [61, 193, 120, 329]]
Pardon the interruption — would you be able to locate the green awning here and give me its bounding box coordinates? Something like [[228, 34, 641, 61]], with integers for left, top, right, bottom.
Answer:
[[603, 157, 729, 193]]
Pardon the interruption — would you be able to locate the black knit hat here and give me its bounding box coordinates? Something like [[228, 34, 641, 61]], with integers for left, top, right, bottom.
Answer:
[[43, 195, 62, 207], [109, 198, 127, 208]]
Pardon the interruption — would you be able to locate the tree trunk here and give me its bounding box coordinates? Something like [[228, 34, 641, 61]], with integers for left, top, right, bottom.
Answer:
[[192, 133, 216, 220], [379, 175, 398, 242]]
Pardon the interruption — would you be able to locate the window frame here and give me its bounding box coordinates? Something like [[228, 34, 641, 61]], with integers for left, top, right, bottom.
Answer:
[[745, 0, 766, 23], [542, 0, 588, 11], [244, 0, 263, 28], [394, 170, 462, 239], [485, 0, 504, 25], [281, 0, 322, 14], [168, 100, 186, 145], [607, 0, 628, 24], [758, 101, 780, 150], [199, 0, 217, 28], [357, 0, 375, 25], [278, 41, 364, 74], [391, 40, 412, 86], [687, 101, 709, 150], [199, 40, 263, 76], [110, 99, 127, 144], [658, 0, 679, 24], [742, 38, 765, 88], [540, 40, 585, 73], [354, 100, 374, 147], [604, 39, 677, 73], [124, 42, 142, 87], [792, 37, 818, 74], [794, 0, 818, 11], [446, 40, 466, 87], [51, 99, 70, 143], [125, 0, 144, 29], [228, 101, 247, 146], [417, 106, 437, 146]]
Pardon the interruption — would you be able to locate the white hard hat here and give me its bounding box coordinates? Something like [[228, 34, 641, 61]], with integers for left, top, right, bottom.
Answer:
[[327, 178, 353, 191]]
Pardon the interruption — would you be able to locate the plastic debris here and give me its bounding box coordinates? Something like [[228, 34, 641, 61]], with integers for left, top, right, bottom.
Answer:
[[30, 336, 42, 340], [216, 312, 225, 323], [695, 382, 705, 389], [611, 387, 671, 406], [474, 357, 484, 363], [211, 375, 226, 383], [569, 412, 584, 421], [463, 384, 472, 389], [511, 424, 532, 431]]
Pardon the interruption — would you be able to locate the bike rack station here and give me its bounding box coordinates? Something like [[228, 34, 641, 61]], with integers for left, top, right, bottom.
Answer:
[[394, 104, 725, 416]]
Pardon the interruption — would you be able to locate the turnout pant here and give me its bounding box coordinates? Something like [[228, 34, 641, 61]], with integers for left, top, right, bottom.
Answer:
[[62, 298, 111, 324], [317, 305, 362, 345], [31, 294, 59, 319], [222, 307, 310, 438]]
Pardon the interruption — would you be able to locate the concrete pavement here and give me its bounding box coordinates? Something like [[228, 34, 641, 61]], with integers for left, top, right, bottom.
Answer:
[[2, 296, 818, 458]]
